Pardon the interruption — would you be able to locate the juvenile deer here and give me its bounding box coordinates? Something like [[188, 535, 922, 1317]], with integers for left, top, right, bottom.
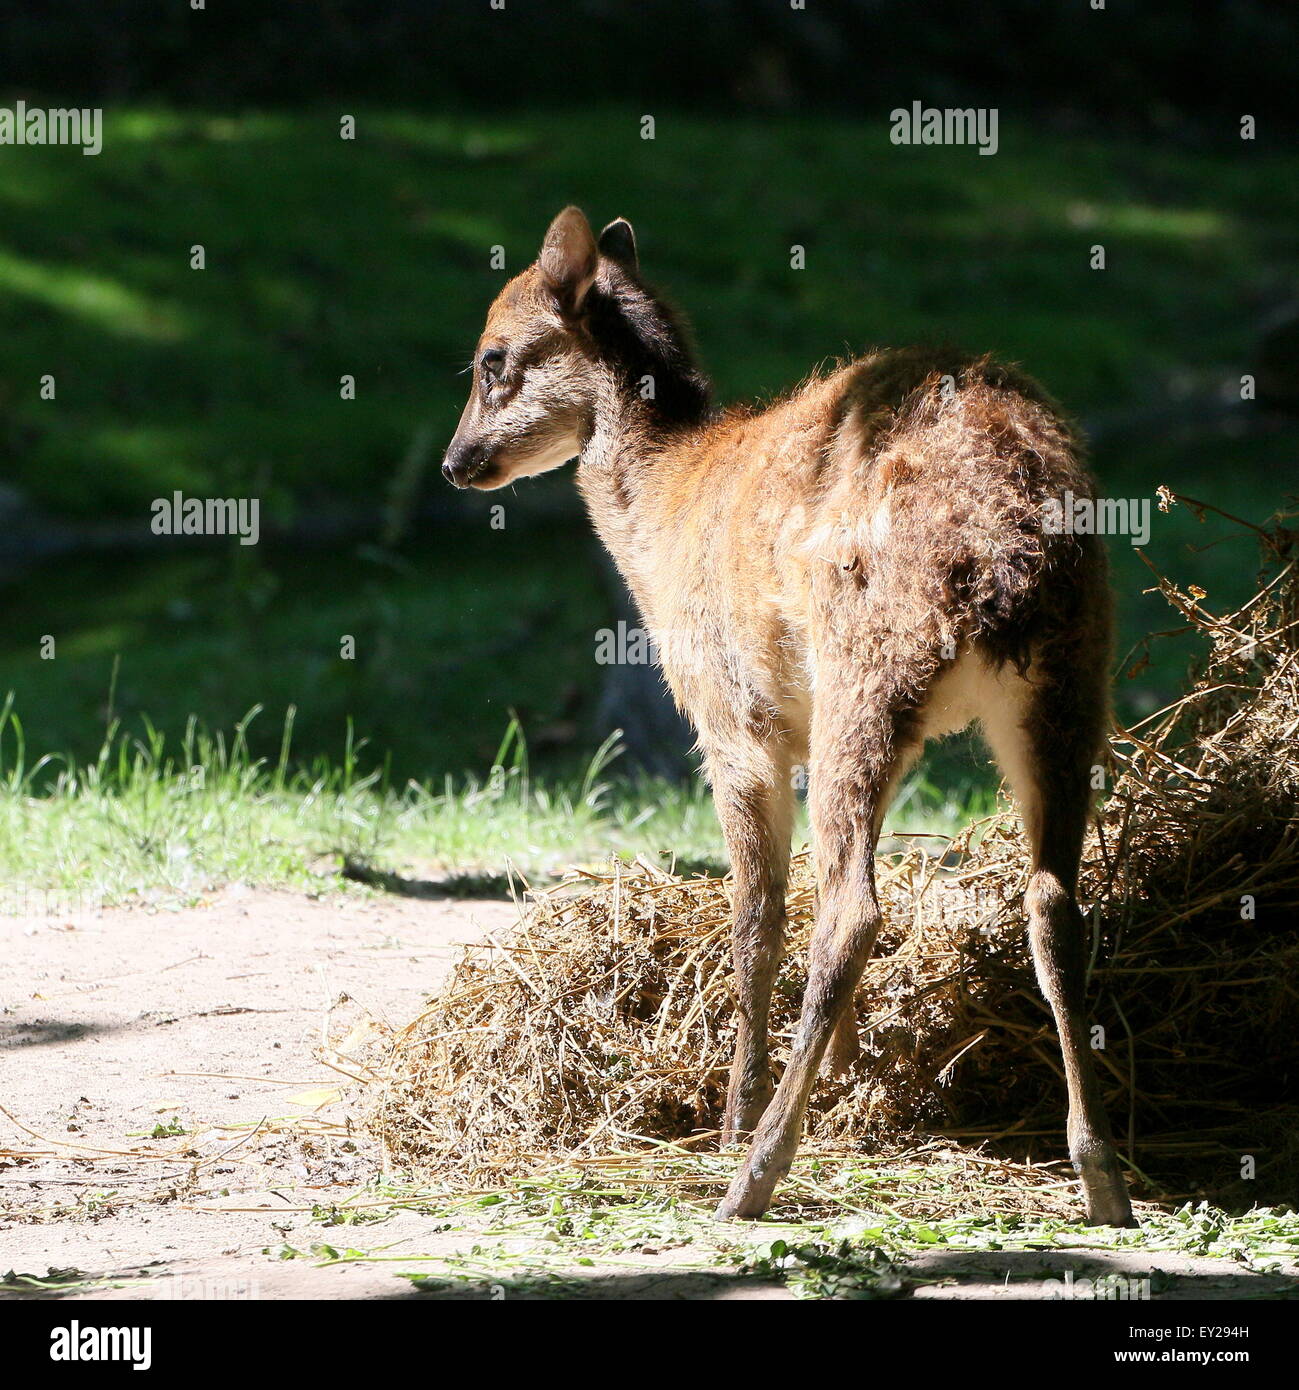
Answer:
[[443, 207, 1134, 1226]]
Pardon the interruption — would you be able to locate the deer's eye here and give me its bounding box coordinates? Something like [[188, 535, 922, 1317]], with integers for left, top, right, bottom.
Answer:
[[480, 348, 506, 382]]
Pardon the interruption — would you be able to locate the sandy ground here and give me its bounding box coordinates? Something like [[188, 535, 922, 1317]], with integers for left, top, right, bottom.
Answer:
[[2, 885, 1295, 1302]]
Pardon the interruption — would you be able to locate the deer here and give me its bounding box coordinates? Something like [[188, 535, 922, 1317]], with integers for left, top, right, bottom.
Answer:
[[441, 207, 1135, 1227]]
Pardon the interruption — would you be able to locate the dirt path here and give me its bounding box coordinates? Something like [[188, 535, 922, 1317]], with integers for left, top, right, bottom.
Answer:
[[2, 887, 1295, 1301], [1, 885, 536, 1299]]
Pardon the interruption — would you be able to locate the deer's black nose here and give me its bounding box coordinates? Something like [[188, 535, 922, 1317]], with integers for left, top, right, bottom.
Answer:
[[442, 440, 484, 489]]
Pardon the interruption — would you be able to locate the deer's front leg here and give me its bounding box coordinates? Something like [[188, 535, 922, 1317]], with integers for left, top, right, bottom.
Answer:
[[718, 674, 917, 1220], [709, 755, 795, 1145]]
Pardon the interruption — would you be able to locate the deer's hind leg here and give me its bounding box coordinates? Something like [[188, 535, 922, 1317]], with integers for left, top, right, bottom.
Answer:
[[707, 743, 797, 1144], [717, 666, 926, 1219], [980, 650, 1135, 1228]]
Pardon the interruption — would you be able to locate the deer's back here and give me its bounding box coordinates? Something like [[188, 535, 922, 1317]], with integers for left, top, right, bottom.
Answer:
[[633, 347, 1109, 736]]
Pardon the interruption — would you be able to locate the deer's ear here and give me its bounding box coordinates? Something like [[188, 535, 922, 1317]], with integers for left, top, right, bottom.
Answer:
[[539, 207, 598, 317], [598, 217, 638, 271]]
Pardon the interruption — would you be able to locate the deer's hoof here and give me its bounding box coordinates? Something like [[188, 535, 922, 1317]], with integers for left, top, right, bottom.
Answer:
[[715, 1189, 769, 1221], [716, 1149, 788, 1220], [1076, 1151, 1137, 1228], [1086, 1193, 1138, 1228]]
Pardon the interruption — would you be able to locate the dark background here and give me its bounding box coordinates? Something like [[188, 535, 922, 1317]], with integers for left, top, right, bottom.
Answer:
[[2, 1, 1296, 783], [11, 2, 1296, 121]]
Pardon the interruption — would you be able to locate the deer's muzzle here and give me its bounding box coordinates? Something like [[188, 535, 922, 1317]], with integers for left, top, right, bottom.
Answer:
[[442, 438, 490, 489]]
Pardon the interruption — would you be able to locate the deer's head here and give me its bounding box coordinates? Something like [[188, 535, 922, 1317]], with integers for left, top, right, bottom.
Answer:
[[442, 207, 641, 490]]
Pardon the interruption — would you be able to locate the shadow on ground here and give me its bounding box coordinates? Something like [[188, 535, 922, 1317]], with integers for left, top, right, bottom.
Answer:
[[389, 1247, 1299, 1301], [341, 857, 517, 900]]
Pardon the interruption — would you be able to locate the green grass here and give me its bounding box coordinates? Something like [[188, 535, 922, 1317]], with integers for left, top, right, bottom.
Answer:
[[0, 488, 1268, 909], [1, 526, 614, 780], [2, 103, 1295, 794], [0, 701, 998, 908], [273, 1161, 1299, 1300], [3, 106, 1295, 518]]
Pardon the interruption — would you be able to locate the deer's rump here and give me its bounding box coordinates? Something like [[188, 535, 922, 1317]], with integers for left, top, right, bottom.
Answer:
[[812, 352, 1108, 673]]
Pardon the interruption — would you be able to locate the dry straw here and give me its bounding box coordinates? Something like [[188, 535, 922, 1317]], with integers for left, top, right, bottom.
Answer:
[[369, 495, 1299, 1205]]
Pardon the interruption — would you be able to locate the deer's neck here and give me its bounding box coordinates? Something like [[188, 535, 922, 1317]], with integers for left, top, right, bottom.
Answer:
[[576, 363, 703, 613], [572, 274, 712, 606]]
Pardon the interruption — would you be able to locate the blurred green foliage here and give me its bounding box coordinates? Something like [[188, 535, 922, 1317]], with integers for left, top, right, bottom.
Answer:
[[2, 109, 1295, 516], [1, 108, 1295, 780]]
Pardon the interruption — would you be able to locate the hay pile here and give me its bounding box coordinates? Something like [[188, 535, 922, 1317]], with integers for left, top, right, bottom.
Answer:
[[371, 499, 1299, 1201]]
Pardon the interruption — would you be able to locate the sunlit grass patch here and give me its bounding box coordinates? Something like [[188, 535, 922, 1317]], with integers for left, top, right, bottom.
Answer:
[[278, 1155, 1299, 1299], [0, 246, 191, 340], [0, 688, 993, 910]]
